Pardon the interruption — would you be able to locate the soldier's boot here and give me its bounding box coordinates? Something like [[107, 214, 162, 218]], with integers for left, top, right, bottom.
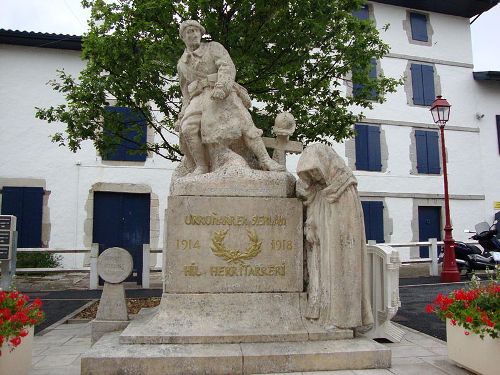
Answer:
[[245, 138, 286, 172], [184, 133, 209, 175]]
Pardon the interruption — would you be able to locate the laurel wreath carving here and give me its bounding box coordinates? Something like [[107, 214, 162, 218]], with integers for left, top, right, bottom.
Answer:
[[210, 229, 262, 264]]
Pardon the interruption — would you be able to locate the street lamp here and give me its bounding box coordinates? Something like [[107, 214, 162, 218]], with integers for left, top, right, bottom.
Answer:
[[430, 96, 460, 282]]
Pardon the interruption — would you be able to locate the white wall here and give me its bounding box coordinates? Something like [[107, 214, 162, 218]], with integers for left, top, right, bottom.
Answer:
[[1, 2, 499, 268]]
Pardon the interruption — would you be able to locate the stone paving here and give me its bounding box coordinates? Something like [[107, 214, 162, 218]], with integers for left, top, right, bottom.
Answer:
[[29, 320, 473, 375]]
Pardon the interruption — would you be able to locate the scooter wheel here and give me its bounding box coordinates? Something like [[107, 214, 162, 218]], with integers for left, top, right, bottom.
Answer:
[[459, 261, 472, 278]]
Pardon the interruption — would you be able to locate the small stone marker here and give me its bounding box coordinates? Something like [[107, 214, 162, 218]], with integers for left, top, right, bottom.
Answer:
[[97, 247, 133, 284], [95, 247, 132, 325]]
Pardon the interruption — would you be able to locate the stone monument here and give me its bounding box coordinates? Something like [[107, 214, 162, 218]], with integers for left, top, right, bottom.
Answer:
[[82, 20, 390, 374], [90, 247, 133, 344]]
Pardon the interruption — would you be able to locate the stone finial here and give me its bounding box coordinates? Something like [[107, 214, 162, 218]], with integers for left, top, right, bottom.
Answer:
[[273, 112, 296, 136]]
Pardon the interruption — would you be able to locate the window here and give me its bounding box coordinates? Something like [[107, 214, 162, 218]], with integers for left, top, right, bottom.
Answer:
[[496, 115, 500, 154], [353, 4, 369, 20], [361, 201, 385, 243], [355, 124, 381, 171], [1, 187, 43, 247], [415, 130, 440, 174], [103, 106, 147, 162], [410, 63, 435, 106], [353, 59, 378, 99], [410, 13, 428, 42]]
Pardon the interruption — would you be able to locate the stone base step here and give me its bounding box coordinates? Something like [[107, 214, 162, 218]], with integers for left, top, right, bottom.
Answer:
[[81, 332, 391, 375], [120, 293, 353, 344]]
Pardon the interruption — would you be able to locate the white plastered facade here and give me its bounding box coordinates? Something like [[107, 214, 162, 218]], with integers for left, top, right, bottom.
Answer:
[[0, 2, 499, 266]]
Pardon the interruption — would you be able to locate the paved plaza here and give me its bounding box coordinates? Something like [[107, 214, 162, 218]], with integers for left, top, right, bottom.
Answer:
[[29, 320, 473, 375], [17, 272, 477, 374]]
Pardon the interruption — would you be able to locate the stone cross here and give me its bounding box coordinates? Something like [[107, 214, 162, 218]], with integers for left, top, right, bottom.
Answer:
[[262, 135, 303, 166]]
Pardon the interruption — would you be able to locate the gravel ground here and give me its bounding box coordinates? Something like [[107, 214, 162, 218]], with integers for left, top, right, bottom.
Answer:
[[75, 297, 161, 319]]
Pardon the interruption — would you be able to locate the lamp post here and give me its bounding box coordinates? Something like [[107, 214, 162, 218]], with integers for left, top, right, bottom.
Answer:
[[430, 96, 460, 282]]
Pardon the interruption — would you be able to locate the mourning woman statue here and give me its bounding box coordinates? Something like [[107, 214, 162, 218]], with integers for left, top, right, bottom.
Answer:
[[296, 143, 373, 331]]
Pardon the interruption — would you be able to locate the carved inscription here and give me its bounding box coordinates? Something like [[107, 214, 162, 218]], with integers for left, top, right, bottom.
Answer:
[[184, 213, 286, 226], [182, 262, 286, 277], [165, 196, 303, 292], [176, 239, 201, 250]]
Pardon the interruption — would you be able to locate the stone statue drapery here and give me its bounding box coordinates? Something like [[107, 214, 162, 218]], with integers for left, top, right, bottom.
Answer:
[[297, 143, 373, 330]]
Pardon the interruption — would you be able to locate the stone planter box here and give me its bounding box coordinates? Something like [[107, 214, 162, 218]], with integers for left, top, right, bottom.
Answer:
[[447, 319, 498, 375], [0, 326, 34, 375]]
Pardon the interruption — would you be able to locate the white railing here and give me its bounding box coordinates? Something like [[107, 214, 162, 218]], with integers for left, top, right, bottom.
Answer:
[[379, 238, 442, 276], [2, 238, 478, 288], [2, 244, 162, 289], [365, 243, 404, 342]]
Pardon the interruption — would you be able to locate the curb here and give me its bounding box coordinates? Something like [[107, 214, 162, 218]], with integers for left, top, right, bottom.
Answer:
[[37, 299, 98, 336]]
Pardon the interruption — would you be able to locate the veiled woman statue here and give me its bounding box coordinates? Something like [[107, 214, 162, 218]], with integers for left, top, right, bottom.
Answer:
[[296, 143, 373, 331]]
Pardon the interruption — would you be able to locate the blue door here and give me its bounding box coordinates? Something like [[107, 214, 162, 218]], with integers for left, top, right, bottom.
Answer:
[[418, 206, 441, 258], [1, 187, 43, 247], [361, 201, 385, 243], [93, 192, 150, 284]]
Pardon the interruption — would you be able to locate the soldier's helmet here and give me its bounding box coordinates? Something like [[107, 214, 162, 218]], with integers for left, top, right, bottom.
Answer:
[[179, 20, 206, 38]]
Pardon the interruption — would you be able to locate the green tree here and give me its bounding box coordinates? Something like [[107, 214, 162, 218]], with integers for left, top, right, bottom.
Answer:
[[36, 0, 400, 161]]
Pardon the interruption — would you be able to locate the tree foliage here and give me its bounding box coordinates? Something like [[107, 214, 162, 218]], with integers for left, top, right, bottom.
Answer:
[[36, 0, 400, 161]]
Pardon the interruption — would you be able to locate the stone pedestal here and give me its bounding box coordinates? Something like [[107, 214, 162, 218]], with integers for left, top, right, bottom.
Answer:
[[164, 195, 303, 293], [90, 247, 132, 344], [83, 189, 391, 374]]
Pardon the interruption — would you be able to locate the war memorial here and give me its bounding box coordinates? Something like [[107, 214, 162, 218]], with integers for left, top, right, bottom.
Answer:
[[81, 20, 391, 374]]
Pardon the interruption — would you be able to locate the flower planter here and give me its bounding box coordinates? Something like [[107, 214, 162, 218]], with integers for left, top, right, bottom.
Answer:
[[447, 319, 499, 375], [0, 326, 34, 375]]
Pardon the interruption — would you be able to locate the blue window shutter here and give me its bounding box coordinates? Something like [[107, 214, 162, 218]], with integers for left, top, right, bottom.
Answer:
[[361, 201, 385, 243], [369, 59, 377, 79], [355, 124, 369, 170], [371, 201, 385, 243], [361, 201, 371, 241], [356, 124, 381, 171], [410, 13, 428, 42], [367, 125, 382, 171], [416, 130, 440, 174], [353, 82, 363, 97], [421, 65, 435, 105], [411, 64, 424, 105], [353, 5, 369, 20], [104, 106, 147, 162], [496, 115, 500, 154], [1, 187, 43, 248], [426, 131, 441, 174], [415, 130, 428, 173]]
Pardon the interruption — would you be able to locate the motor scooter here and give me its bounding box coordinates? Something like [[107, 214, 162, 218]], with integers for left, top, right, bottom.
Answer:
[[438, 221, 500, 275]]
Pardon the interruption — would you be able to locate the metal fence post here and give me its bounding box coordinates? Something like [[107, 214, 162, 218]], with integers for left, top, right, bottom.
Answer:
[[429, 238, 438, 276], [89, 243, 99, 290], [0, 231, 17, 291], [142, 244, 150, 289]]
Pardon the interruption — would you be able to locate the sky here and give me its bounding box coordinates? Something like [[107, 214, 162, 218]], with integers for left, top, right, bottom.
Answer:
[[0, 0, 499, 71]]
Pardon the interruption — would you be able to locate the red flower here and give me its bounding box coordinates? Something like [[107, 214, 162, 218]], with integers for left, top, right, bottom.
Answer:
[[464, 331, 470, 336], [466, 316, 473, 323], [0, 290, 45, 356], [8, 291, 19, 299], [33, 298, 42, 308], [451, 319, 457, 326], [9, 336, 21, 347], [425, 304, 435, 313], [0, 308, 11, 319]]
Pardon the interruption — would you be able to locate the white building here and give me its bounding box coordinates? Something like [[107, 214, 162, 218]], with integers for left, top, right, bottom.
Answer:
[[1, 0, 499, 276]]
